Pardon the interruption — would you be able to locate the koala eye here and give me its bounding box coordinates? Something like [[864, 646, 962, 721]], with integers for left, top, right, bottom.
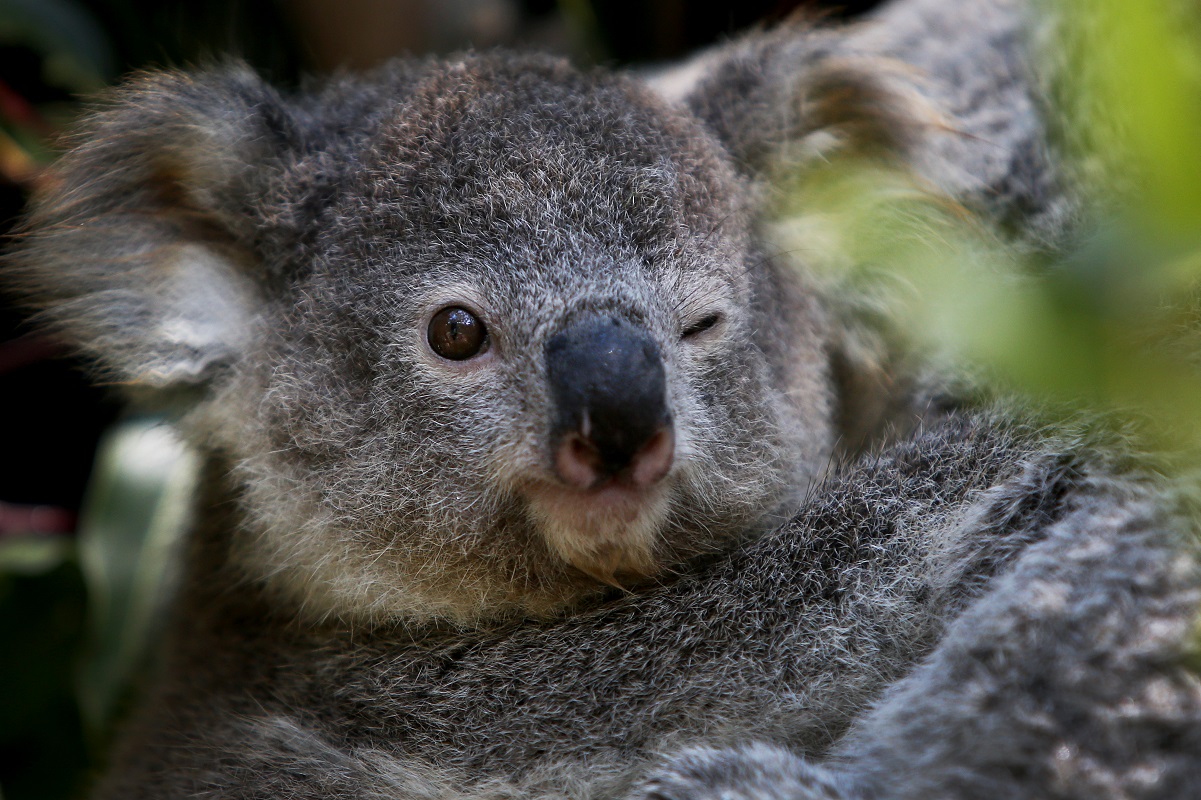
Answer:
[[681, 312, 723, 340], [428, 306, 489, 360]]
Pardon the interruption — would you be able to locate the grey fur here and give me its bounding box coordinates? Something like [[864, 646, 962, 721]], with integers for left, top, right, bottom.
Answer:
[[5, 0, 1200, 798]]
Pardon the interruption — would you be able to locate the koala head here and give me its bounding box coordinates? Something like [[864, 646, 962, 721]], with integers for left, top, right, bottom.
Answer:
[[9, 47, 889, 626]]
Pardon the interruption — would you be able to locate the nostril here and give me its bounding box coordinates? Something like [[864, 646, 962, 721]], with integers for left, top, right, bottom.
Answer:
[[629, 425, 675, 487], [552, 420, 675, 490], [556, 433, 604, 489]]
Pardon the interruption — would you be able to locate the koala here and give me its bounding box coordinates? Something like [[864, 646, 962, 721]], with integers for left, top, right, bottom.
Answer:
[[7, 0, 1201, 798]]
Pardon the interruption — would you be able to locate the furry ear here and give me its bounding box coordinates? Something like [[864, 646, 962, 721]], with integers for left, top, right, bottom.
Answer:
[[646, 25, 946, 452], [645, 25, 937, 177], [7, 64, 302, 391]]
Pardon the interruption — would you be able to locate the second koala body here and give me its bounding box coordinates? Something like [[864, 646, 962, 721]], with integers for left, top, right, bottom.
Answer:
[[8, 0, 1201, 797]]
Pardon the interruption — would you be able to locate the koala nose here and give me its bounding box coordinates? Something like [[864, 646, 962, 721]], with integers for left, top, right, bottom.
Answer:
[[545, 315, 674, 490]]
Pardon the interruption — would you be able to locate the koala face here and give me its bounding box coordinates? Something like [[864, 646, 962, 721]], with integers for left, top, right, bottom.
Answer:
[[11, 55, 837, 625]]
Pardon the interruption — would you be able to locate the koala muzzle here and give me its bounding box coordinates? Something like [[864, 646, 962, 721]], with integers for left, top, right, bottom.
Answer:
[[546, 316, 674, 490]]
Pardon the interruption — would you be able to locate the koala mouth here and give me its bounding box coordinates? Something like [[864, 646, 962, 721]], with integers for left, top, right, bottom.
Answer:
[[538, 424, 676, 588], [525, 477, 673, 589]]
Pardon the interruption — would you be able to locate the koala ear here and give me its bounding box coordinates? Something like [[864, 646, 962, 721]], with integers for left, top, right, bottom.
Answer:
[[646, 26, 935, 176], [8, 64, 301, 391], [647, 29, 943, 452]]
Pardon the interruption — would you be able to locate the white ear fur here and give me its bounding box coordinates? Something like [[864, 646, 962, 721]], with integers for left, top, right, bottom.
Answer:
[[643, 23, 943, 177], [142, 243, 260, 386]]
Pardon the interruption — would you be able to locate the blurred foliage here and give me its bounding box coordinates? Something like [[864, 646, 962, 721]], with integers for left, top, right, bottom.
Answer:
[[74, 421, 196, 740], [1049, 0, 1201, 232], [0, 0, 115, 92], [0, 420, 194, 800], [0, 540, 88, 800], [779, 0, 1201, 470]]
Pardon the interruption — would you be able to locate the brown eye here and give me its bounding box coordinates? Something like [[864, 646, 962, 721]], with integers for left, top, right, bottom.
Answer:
[[428, 306, 488, 360]]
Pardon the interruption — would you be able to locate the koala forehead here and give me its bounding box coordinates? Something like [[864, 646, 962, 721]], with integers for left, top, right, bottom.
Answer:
[[315, 55, 749, 301]]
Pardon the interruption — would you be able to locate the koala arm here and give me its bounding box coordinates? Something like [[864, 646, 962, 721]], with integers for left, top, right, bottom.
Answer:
[[634, 448, 1201, 800]]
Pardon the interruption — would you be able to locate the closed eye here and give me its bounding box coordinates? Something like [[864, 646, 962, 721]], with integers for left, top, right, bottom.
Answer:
[[681, 312, 723, 340]]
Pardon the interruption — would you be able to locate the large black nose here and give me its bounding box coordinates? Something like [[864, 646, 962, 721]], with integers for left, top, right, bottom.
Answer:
[[545, 315, 674, 489]]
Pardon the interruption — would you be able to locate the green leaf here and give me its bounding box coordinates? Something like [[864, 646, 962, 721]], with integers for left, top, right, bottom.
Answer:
[[74, 418, 199, 738]]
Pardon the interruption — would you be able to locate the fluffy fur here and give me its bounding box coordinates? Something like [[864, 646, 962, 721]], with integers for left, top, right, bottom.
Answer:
[[5, 0, 1200, 797]]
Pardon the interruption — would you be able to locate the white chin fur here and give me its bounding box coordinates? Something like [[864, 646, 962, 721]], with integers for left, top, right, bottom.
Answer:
[[525, 481, 673, 585]]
